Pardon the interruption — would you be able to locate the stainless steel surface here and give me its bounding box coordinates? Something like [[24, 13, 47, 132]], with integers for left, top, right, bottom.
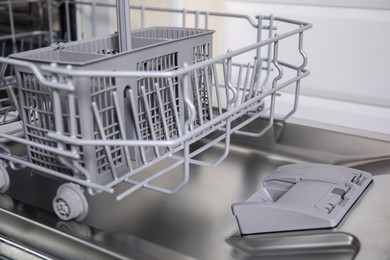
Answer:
[[1, 120, 390, 259], [226, 231, 359, 260]]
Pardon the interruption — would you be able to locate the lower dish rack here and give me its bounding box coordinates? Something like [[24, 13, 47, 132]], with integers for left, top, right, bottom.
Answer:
[[0, 3, 311, 221]]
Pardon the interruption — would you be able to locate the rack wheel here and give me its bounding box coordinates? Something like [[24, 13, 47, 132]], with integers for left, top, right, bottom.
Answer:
[[0, 164, 10, 193], [53, 183, 89, 221]]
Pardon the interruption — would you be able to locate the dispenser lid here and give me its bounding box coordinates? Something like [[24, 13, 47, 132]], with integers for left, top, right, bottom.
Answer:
[[232, 163, 373, 235]]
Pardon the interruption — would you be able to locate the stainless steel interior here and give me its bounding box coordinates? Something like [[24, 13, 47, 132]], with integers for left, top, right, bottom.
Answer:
[[1, 2, 389, 259], [1, 118, 390, 259]]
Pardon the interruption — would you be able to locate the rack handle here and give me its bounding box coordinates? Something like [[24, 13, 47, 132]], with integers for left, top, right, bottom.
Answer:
[[116, 0, 132, 52]]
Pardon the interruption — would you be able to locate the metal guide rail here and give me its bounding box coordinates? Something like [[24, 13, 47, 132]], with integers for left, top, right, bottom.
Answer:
[[0, 1, 312, 221]]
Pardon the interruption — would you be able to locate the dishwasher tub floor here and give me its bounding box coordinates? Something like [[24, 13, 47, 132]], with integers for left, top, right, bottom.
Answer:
[[1, 119, 390, 259]]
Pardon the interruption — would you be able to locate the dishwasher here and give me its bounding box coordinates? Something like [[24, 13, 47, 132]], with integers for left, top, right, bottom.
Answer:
[[0, 1, 389, 259]]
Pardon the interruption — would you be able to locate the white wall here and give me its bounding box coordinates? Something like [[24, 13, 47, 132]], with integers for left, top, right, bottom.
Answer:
[[224, 2, 390, 106]]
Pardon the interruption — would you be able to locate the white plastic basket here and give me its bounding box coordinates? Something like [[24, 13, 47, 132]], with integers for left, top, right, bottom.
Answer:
[[10, 27, 214, 185]]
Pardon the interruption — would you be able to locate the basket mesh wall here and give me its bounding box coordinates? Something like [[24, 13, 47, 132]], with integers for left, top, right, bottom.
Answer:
[[18, 72, 124, 176], [19, 72, 75, 175], [91, 77, 123, 174], [136, 52, 180, 142]]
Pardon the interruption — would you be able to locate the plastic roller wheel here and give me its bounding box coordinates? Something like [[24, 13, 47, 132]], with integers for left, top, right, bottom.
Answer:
[[0, 163, 10, 193], [53, 183, 88, 221]]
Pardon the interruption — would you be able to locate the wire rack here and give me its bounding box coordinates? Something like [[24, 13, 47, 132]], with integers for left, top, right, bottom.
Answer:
[[0, 0, 312, 221]]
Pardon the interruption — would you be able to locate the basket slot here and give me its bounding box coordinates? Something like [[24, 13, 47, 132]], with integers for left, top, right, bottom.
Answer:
[[127, 87, 148, 165], [167, 78, 183, 137], [92, 102, 118, 179], [139, 85, 161, 157], [135, 52, 181, 160], [90, 77, 124, 176], [154, 82, 173, 145]]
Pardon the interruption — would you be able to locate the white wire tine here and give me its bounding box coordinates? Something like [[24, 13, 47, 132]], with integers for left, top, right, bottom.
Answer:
[[113, 91, 133, 170], [91, 101, 119, 180], [127, 88, 147, 164], [140, 85, 160, 157]]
